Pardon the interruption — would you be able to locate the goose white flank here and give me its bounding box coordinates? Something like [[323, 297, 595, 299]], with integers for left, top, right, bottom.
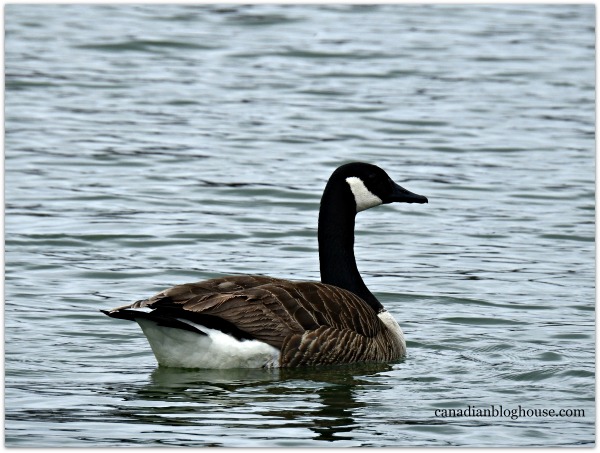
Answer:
[[102, 162, 428, 368]]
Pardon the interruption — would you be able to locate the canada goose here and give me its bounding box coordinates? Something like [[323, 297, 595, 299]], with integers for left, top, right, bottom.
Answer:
[[102, 162, 428, 368]]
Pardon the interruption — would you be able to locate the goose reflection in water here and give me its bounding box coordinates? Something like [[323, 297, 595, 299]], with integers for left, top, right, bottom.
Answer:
[[113, 363, 396, 445]]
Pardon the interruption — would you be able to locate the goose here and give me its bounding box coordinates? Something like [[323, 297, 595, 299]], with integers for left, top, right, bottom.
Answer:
[[102, 162, 428, 368]]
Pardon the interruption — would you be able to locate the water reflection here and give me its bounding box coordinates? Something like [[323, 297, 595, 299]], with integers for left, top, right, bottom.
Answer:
[[116, 363, 395, 444], [278, 364, 394, 441]]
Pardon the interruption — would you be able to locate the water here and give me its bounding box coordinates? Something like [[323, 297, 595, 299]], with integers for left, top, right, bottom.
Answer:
[[5, 4, 595, 447]]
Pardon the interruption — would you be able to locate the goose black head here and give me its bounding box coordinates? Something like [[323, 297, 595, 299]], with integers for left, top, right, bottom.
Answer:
[[334, 162, 428, 213]]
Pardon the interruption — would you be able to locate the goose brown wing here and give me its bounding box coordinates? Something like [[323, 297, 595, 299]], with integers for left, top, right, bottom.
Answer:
[[281, 325, 400, 367], [106, 275, 383, 349]]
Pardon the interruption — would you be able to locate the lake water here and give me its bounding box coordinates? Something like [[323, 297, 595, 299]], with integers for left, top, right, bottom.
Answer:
[[4, 4, 595, 447]]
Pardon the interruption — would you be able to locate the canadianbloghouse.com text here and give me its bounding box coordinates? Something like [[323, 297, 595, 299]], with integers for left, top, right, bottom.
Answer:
[[434, 405, 585, 421]]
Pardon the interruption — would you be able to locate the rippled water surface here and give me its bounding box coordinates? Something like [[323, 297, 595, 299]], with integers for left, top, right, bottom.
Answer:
[[5, 4, 595, 447]]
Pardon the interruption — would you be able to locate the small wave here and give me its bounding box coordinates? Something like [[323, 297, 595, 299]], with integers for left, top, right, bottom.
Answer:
[[442, 317, 526, 326], [76, 40, 216, 53]]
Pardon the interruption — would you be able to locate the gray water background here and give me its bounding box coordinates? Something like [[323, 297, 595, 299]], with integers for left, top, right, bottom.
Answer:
[[4, 4, 595, 447]]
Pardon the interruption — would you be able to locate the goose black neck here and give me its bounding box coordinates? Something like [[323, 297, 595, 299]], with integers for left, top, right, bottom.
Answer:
[[318, 179, 384, 313]]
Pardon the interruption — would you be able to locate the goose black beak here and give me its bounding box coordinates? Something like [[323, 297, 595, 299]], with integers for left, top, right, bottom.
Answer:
[[386, 182, 428, 204]]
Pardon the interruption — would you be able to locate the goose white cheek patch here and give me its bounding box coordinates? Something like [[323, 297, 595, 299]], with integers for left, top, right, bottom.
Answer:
[[346, 176, 382, 212]]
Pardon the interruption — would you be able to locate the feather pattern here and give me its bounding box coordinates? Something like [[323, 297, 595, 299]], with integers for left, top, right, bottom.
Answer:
[[103, 274, 406, 367]]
